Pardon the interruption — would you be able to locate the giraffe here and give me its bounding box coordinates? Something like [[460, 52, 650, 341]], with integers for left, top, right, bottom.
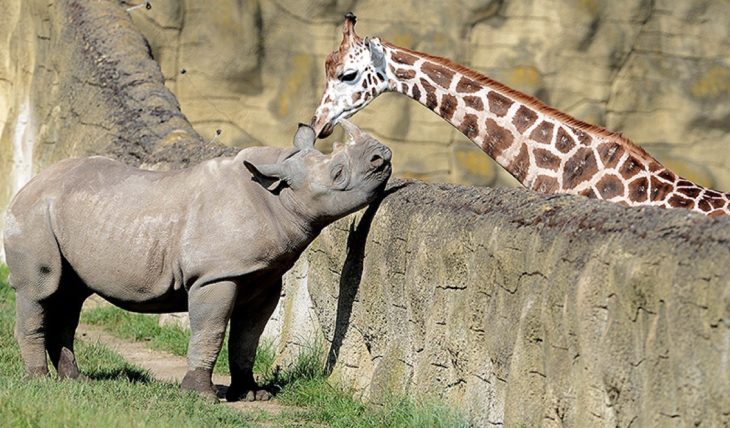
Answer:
[[310, 13, 730, 217]]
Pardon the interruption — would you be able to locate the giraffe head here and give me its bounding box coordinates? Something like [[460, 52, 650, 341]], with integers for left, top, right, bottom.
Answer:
[[311, 13, 389, 138]]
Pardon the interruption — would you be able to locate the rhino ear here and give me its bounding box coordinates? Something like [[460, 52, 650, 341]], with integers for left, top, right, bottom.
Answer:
[[293, 123, 316, 150], [243, 160, 290, 193]]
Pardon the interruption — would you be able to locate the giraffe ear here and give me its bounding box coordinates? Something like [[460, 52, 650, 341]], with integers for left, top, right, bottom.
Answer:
[[366, 38, 385, 70]]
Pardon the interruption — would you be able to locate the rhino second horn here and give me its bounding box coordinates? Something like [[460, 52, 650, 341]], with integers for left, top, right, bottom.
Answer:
[[293, 123, 316, 149], [338, 118, 364, 144]]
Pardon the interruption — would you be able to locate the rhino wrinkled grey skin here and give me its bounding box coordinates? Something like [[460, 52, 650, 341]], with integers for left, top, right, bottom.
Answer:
[[3, 120, 391, 401]]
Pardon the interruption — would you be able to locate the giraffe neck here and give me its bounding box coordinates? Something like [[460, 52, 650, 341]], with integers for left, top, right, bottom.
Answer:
[[379, 41, 730, 217]]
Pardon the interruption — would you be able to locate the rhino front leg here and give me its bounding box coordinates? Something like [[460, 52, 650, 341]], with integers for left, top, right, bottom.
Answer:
[[181, 280, 237, 400], [226, 278, 282, 402]]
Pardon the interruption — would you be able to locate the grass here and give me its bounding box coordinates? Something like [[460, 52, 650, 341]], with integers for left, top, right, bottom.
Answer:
[[81, 304, 469, 427], [2, 265, 470, 427], [0, 265, 264, 428]]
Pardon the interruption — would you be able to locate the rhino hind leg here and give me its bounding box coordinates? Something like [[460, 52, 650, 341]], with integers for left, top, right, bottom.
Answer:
[[45, 279, 90, 380], [14, 294, 51, 377], [226, 279, 282, 402]]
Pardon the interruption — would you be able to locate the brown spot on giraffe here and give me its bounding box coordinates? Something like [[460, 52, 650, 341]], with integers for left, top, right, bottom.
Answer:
[[411, 84, 421, 101], [708, 197, 726, 209], [400, 83, 409, 94], [709, 210, 726, 218], [596, 174, 625, 199], [677, 179, 693, 187], [647, 161, 663, 172], [597, 142, 625, 168], [509, 145, 530, 183], [391, 50, 418, 65], [483, 118, 513, 158], [420, 78, 438, 110], [395, 68, 416, 80], [530, 121, 554, 145], [657, 169, 676, 182], [677, 186, 702, 199], [555, 127, 576, 154], [352, 92, 361, 103], [422, 61, 455, 89], [459, 114, 480, 140], [704, 189, 722, 198], [512, 105, 538, 133], [667, 194, 695, 209], [571, 128, 592, 146], [650, 176, 674, 202], [487, 91, 513, 117], [628, 177, 649, 202], [698, 198, 712, 212], [580, 187, 598, 199], [533, 175, 559, 193], [440, 94, 458, 121], [533, 148, 561, 171], [464, 95, 483, 111], [562, 147, 598, 190], [619, 156, 642, 179], [456, 76, 481, 93]]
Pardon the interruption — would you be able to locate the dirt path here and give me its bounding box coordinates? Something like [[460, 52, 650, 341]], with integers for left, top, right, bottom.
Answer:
[[76, 323, 294, 418]]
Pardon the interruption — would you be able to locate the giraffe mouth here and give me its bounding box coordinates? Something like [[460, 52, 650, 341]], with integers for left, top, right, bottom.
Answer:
[[318, 122, 335, 139], [317, 107, 358, 139]]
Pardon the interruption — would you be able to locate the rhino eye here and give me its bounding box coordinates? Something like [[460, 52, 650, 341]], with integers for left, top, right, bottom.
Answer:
[[332, 166, 344, 182], [339, 71, 358, 83]]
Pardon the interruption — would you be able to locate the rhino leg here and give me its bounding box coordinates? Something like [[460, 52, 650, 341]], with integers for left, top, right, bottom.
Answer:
[[14, 294, 50, 377], [181, 280, 238, 400], [226, 278, 282, 402], [46, 282, 90, 380]]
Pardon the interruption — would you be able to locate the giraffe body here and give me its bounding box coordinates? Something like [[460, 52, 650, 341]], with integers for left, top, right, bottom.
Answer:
[[311, 14, 730, 217]]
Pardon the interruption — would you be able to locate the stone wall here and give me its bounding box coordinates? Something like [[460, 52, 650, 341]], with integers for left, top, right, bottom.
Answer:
[[267, 179, 730, 427], [127, 0, 730, 189]]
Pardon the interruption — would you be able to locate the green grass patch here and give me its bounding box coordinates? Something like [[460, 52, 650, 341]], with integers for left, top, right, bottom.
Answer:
[[81, 305, 469, 427]]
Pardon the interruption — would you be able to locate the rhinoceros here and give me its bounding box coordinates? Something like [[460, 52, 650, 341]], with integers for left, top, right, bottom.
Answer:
[[3, 120, 391, 401]]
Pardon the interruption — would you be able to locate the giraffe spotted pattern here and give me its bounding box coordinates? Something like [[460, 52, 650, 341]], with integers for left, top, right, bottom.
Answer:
[[311, 15, 730, 217]]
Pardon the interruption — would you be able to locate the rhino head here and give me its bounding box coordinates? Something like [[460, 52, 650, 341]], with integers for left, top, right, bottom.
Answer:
[[244, 119, 392, 227]]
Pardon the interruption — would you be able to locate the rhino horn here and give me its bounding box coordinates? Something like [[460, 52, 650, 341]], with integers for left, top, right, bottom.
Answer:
[[293, 123, 316, 149], [338, 118, 364, 145]]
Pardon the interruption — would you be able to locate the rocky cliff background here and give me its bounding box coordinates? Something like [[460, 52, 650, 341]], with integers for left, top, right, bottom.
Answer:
[[128, 0, 730, 187], [3, 0, 730, 208]]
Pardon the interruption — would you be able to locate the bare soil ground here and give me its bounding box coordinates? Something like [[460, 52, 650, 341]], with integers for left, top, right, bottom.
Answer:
[[76, 323, 293, 417]]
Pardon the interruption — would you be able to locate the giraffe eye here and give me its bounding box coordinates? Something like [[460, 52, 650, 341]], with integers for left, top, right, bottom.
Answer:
[[339, 71, 359, 83]]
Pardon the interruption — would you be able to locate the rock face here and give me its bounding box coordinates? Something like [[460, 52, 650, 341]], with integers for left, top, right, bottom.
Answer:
[[0, 0, 238, 259], [267, 179, 730, 427], [123, 0, 730, 189]]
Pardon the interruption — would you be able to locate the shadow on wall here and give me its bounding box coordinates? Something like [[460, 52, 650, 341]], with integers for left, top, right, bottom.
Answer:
[[325, 183, 410, 372]]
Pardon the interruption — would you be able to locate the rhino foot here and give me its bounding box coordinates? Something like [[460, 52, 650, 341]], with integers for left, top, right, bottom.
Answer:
[[181, 368, 217, 402], [58, 347, 85, 380], [226, 383, 272, 402], [25, 366, 50, 378]]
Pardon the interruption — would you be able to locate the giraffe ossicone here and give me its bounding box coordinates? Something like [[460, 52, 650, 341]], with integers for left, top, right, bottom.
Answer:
[[310, 13, 730, 217]]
